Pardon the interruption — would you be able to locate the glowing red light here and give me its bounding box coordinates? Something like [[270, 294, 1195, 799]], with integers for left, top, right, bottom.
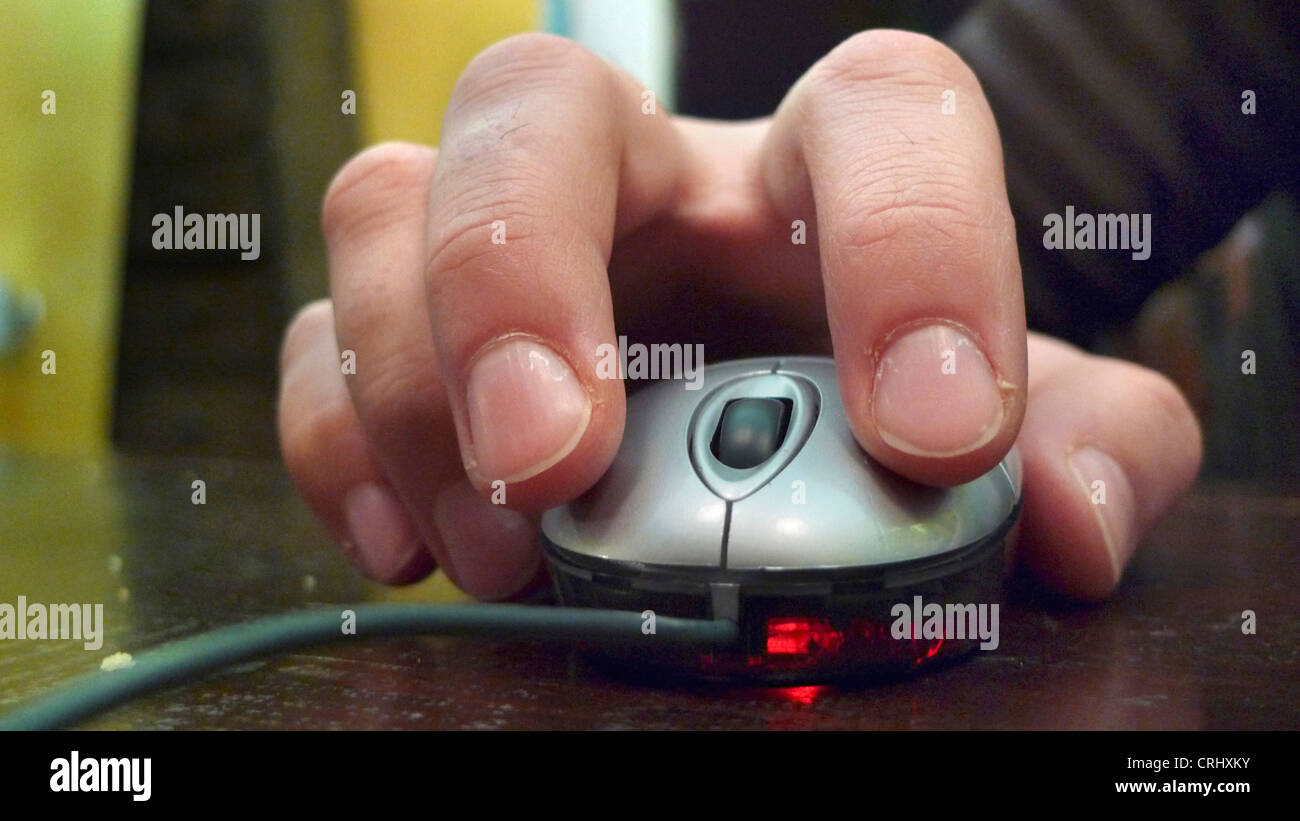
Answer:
[[766, 617, 845, 655], [912, 637, 946, 665], [778, 685, 827, 705]]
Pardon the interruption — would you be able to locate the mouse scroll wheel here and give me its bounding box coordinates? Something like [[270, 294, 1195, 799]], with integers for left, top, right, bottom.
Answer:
[[712, 397, 794, 470]]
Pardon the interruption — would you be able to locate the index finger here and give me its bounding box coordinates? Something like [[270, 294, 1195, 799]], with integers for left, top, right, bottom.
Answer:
[[760, 30, 1027, 486]]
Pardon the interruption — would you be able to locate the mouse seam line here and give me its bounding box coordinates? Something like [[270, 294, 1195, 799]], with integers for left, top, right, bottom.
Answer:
[[720, 501, 733, 569]]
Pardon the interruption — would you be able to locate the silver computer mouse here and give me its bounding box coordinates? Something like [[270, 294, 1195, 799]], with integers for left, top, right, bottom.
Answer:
[[541, 356, 1022, 682]]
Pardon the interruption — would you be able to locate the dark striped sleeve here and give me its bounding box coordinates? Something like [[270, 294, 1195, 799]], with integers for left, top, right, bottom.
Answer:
[[945, 0, 1300, 345]]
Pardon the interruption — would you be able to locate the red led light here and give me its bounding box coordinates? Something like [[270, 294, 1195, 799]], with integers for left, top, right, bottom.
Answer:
[[911, 637, 946, 665], [777, 685, 828, 705], [695, 614, 961, 679], [766, 617, 845, 655]]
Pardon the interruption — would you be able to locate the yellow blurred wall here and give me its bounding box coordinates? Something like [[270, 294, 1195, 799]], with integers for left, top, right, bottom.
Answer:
[[348, 0, 539, 146], [0, 1, 144, 455]]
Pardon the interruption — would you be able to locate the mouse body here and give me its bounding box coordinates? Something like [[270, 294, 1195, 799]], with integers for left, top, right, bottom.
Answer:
[[541, 356, 1022, 682]]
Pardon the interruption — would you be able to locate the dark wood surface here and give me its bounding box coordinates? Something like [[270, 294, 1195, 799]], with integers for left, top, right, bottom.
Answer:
[[1, 450, 1296, 729]]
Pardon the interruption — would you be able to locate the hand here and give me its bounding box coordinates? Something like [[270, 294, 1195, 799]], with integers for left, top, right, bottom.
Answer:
[[277, 31, 1202, 601]]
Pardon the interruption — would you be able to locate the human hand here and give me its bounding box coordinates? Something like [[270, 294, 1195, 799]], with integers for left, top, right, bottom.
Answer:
[[277, 32, 1201, 601]]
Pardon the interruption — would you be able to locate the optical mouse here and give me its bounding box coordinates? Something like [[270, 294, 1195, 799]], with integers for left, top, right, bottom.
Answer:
[[541, 356, 1022, 683]]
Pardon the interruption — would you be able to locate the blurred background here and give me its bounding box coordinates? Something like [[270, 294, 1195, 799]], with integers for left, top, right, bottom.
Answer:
[[1, 0, 1296, 473], [1, 1, 1295, 730]]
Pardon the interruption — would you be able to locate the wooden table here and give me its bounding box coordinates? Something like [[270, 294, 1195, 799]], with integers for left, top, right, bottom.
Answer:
[[1, 450, 1296, 729]]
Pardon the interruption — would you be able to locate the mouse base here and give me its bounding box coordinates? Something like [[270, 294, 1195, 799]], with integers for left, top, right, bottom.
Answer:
[[543, 498, 1018, 684]]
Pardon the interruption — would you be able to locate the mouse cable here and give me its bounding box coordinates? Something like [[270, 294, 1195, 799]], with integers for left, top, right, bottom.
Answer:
[[0, 604, 740, 731]]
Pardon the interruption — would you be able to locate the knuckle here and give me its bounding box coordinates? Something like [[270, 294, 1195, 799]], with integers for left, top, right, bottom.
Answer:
[[279, 299, 333, 377], [1134, 368, 1205, 465], [278, 383, 355, 483], [798, 32, 1003, 264], [350, 347, 444, 433], [321, 141, 435, 241], [816, 29, 975, 92], [1102, 359, 1204, 480], [452, 33, 601, 110], [835, 177, 987, 259], [426, 181, 550, 300]]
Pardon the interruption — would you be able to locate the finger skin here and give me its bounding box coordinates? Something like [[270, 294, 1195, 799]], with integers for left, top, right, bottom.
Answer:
[[424, 33, 686, 508], [322, 142, 542, 600], [760, 30, 1027, 487], [1015, 334, 1203, 599], [278, 300, 433, 584]]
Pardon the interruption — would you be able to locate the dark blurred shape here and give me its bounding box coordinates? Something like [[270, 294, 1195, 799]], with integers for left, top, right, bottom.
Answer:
[[113, 0, 356, 458], [1133, 195, 1300, 479], [948, 0, 1300, 348], [114, 0, 283, 458], [676, 0, 973, 119]]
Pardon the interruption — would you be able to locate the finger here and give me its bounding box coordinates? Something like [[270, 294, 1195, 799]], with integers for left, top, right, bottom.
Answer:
[[278, 299, 432, 584], [760, 30, 1027, 486], [425, 33, 687, 508], [999, 332, 1084, 564], [323, 142, 539, 600], [1023, 332, 1085, 391], [1015, 336, 1203, 599]]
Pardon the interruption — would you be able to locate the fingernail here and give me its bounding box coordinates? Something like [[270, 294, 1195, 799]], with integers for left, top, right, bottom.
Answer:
[[343, 482, 425, 581], [434, 481, 540, 600], [872, 322, 1004, 457], [464, 338, 591, 483], [1067, 445, 1137, 584]]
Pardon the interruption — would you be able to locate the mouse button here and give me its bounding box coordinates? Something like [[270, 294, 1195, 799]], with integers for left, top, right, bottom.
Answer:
[[723, 468, 887, 569], [712, 397, 792, 469], [763, 373, 993, 564], [542, 491, 728, 567], [542, 376, 729, 567], [869, 459, 1017, 558]]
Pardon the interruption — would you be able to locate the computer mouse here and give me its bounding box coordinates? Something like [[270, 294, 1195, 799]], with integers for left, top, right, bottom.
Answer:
[[541, 356, 1022, 683]]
